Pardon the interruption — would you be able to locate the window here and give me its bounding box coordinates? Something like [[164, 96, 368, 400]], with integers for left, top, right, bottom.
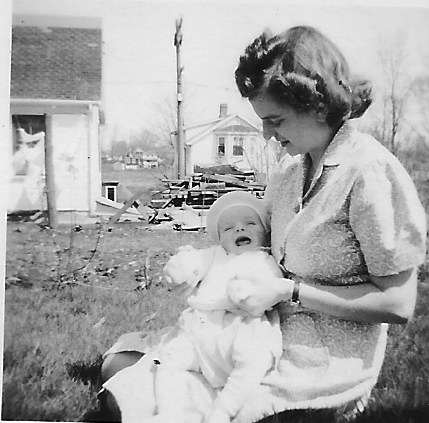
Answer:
[[217, 137, 225, 156], [11, 115, 46, 176], [233, 136, 244, 156], [106, 186, 117, 202]]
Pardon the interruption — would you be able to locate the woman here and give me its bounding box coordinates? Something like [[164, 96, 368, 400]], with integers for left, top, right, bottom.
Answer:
[[95, 25, 426, 423], [231, 25, 426, 420]]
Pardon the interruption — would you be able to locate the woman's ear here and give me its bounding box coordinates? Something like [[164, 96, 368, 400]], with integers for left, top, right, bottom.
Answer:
[[316, 105, 328, 123]]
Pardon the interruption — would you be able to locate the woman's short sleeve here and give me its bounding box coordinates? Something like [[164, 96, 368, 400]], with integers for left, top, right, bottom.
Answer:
[[349, 158, 426, 276]]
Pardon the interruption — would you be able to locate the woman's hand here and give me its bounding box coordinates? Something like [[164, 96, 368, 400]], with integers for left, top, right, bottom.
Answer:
[[232, 277, 293, 316]]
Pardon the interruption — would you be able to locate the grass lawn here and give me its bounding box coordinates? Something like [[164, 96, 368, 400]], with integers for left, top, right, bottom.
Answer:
[[2, 219, 429, 422]]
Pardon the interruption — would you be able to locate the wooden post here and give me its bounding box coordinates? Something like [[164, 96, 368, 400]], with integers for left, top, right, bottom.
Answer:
[[44, 113, 58, 228], [174, 17, 185, 179]]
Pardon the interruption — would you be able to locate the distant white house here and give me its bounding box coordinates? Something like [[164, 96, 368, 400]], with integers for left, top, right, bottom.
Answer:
[[125, 150, 160, 169], [183, 104, 279, 182]]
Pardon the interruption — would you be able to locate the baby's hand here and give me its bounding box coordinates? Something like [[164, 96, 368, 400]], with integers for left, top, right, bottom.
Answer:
[[231, 251, 283, 283], [233, 277, 293, 317], [163, 245, 202, 287], [228, 279, 256, 306]]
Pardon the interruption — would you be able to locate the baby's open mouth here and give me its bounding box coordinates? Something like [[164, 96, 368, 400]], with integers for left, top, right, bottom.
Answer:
[[235, 236, 251, 246]]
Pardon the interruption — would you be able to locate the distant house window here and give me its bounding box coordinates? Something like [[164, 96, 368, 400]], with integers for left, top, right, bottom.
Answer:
[[233, 137, 244, 156], [105, 186, 117, 201], [217, 137, 225, 156]]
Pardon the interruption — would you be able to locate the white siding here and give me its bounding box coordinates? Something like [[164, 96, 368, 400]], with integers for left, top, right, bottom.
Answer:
[[52, 114, 89, 211]]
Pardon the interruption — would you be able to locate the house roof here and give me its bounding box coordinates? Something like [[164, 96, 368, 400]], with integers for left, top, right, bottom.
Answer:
[[185, 114, 260, 146], [10, 98, 101, 115], [11, 20, 102, 101], [214, 124, 259, 133]]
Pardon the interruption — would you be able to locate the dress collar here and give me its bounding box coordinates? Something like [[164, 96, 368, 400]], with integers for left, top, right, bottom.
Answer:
[[300, 122, 355, 197], [319, 122, 355, 167]]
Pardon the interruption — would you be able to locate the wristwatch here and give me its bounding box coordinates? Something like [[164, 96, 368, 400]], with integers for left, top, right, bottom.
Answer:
[[279, 263, 302, 306]]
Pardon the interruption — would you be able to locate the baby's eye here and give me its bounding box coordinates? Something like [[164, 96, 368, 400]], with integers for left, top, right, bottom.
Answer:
[[246, 221, 256, 226], [222, 227, 232, 232]]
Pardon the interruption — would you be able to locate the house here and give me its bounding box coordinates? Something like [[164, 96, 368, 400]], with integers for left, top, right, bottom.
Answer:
[[183, 104, 279, 182], [8, 15, 103, 216], [125, 149, 160, 169]]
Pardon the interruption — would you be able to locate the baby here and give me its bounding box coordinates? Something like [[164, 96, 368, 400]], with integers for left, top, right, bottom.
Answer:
[[146, 191, 285, 423]]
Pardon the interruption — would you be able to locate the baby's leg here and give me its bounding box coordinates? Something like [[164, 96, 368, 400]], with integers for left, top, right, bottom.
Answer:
[[102, 353, 159, 423], [144, 335, 201, 423], [101, 351, 144, 384]]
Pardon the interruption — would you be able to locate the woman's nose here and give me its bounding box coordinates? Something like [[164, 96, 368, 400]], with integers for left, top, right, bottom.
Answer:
[[262, 122, 275, 140]]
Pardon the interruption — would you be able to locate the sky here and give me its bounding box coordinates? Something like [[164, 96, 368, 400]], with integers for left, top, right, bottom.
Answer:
[[11, 0, 429, 145]]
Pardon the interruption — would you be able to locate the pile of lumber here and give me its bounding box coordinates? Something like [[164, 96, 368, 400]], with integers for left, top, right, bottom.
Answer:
[[150, 171, 266, 211]]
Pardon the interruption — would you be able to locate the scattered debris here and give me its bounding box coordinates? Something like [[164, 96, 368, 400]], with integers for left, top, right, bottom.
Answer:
[[6, 167, 265, 230], [5, 274, 33, 289], [93, 317, 106, 329], [147, 169, 266, 229]]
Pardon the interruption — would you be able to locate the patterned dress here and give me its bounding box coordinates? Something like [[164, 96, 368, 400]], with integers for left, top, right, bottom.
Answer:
[[261, 122, 426, 411]]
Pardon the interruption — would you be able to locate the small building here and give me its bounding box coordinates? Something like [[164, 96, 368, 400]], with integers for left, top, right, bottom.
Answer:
[[142, 154, 160, 169], [8, 14, 103, 215], [125, 150, 160, 169], [183, 104, 279, 182], [113, 161, 126, 171]]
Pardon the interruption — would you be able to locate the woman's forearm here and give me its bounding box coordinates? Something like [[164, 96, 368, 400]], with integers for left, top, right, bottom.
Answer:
[[297, 268, 417, 324]]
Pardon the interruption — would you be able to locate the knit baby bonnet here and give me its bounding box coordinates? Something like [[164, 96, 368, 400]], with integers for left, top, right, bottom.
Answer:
[[206, 191, 270, 243]]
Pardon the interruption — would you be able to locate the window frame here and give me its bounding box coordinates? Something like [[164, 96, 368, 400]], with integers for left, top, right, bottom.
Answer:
[[217, 136, 226, 156], [232, 136, 244, 156]]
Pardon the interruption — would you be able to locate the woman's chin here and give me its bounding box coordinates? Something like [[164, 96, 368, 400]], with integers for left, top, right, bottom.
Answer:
[[283, 143, 299, 156]]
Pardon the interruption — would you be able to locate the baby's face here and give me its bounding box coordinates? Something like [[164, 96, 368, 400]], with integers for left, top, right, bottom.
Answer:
[[218, 206, 269, 255]]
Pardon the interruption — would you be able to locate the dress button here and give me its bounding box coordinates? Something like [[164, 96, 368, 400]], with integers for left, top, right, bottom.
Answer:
[[279, 246, 284, 257], [295, 204, 300, 213]]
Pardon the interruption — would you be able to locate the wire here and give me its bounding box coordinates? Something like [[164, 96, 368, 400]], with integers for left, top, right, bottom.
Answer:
[[104, 79, 236, 91]]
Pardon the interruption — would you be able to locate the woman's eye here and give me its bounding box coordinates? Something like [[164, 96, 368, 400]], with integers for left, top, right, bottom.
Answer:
[[267, 118, 284, 126]]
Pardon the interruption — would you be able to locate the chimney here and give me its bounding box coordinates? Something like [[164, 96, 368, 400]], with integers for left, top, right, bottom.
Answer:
[[219, 103, 228, 118]]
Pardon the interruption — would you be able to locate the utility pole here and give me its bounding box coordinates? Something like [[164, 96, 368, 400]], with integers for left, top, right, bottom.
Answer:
[[44, 113, 58, 228], [174, 17, 185, 179]]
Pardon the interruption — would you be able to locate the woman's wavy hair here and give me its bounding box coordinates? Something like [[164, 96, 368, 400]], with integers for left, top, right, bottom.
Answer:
[[235, 26, 373, 127]]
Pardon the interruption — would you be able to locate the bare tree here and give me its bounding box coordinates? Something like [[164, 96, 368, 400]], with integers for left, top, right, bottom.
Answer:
[[409, 74, 429, 141], [129, 128, 159, 152], [376, 33, 411, 155], [152, 92, 178, 174], [151, 88, 200, 176]]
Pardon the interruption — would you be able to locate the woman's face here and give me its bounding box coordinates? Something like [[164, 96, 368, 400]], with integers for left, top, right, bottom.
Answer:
[[250, 92, 331, 160], [218, 206, 268, 255]]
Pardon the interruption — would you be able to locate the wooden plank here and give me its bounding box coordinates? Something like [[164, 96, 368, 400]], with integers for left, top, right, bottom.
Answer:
[[202, 173, 265, 190], [108, 190, 147, 223]]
